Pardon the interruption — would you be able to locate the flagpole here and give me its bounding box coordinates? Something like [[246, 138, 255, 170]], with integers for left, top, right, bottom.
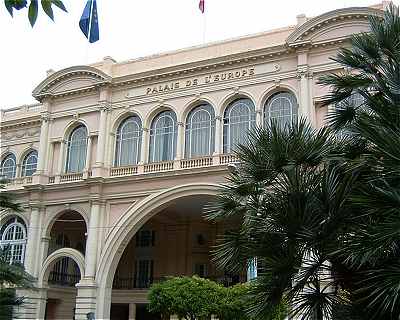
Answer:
[[203, 11, 206, 44], [84, 0, 94, 64]]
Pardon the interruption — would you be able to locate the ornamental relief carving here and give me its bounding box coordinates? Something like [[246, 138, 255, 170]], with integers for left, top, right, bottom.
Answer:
[[1, 128, 41, 141]]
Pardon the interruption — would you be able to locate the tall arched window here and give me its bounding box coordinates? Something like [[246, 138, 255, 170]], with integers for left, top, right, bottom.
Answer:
[[65, 125, 88, 173], [1, 153, 17, 179], [21, 150, 38, 177], [0, 217, 27, 265], [223, 98, 255, 153], [264, 91, 298, 127], [115, 116, 142, 166], [149, 111, 177, 162], [185, 104, 215, 158]]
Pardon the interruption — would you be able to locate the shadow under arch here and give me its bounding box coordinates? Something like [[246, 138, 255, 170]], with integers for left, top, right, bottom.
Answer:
[[38, 248, 85, 287], [95, 182, 220, 319], [43, 206, 89, 238]]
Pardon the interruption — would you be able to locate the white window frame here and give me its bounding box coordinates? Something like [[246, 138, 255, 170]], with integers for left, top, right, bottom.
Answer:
[[1, 154, 17, 179], [223, 99, 255, 153], [21, 150, 38, 177], [185, 105, 215, 158], [0, 217, 27, 265], [65, 125, 88, 173], [115, 116, 142, 166], [264, 92, 298, 127], [149, 111, 177, 163]]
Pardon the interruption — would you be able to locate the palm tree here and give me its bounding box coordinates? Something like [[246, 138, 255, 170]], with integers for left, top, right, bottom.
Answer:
[[208, 4, 400, 319], [319, 3, 400, 319], [0, 180, 33, 319], [207, 120, 361, 319]]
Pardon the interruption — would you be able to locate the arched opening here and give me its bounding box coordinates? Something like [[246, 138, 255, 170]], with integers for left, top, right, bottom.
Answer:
[[42, 254, 83, 320], [109, 194, 244, 320], [47, 211, 87, 280]]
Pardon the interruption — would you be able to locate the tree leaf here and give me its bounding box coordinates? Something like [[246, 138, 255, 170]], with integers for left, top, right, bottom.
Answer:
[[41, 0, 54, 21], [28, 0, 38, 27], [4, 0, 14, 16], [51, 0, 66, 12]]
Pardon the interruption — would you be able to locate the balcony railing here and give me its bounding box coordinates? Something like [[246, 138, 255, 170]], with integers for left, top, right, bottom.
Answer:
[[48, 271, 80, 287], [7, 154, 239, 187], [60, 172, 84, 183], [112, 274, 244, 290], [110, 165, 138, 176]]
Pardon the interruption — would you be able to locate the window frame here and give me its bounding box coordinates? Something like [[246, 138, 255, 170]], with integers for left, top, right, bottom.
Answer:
[[264, 91, 298, 127], [65, 125, 88, 173], [0, 217, 27, 265], [1, 153, 17, 179], [114, 116, 143, 167], [149, 111, 177, 163], [21, 150, 38, 177]]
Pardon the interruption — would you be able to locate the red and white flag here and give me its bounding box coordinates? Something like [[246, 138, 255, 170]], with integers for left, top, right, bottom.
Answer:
[[199, 0, 205, 14]]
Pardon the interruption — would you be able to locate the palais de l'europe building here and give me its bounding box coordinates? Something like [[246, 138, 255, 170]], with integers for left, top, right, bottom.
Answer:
[[0, 2, 388, 319]]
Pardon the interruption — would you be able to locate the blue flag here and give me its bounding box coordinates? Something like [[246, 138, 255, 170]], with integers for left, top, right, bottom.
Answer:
[[79, 0, 99, 43]]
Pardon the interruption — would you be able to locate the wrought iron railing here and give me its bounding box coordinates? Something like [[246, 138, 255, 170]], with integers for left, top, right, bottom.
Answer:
[[48, 271, 80, 287]]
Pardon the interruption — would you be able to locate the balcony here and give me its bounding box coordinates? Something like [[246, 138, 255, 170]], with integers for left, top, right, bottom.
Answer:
[[4, 154, 239, 187], [112, 275, 244, 290], [48, 271, 80, 287]]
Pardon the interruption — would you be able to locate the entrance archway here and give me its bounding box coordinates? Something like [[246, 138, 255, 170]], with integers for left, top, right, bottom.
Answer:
[[38, 248, 85, 319], [97, 183, 226, 319]]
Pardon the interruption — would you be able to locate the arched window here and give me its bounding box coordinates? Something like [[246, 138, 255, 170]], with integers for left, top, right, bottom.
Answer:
[[149, 111, 177, 162], [1, 153, 17, 179], [65, 125, 88, 173], [223, 98, 255, 153], [21, 150, 38, 177], [0, 217, 27, 265], [115, 116, 142, 166], [264, 91, 298, 127], [185, 104, 215, 158]]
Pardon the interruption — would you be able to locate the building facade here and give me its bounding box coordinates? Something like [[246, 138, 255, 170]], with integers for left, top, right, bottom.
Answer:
[[0, 3, 387, 319]]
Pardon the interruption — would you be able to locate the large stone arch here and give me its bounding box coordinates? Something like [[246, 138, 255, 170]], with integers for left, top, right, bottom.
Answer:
[[38, 248, 85, 287], [96, 182, 220, 319]]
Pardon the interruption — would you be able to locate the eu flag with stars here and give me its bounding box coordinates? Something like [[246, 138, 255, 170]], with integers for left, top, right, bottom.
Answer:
[[79, 0, 99, 43]]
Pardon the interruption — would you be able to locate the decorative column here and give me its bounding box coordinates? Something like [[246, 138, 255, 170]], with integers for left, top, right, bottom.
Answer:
[[175, 122, 185, 160], [45, 141, 54, 177], [55, 140, 66, 183], [129, 303, 136, 320], [256, 109, 263, 127], [24, 205, 41, 277], [140, 127, 150, 164], [74, 200, 103, 320], [83, 135, 93, 178], [93, 104, 110, 177], [84, 200, 102, 280], [33, 111, 51, 184], [213, 115, 223, 165]]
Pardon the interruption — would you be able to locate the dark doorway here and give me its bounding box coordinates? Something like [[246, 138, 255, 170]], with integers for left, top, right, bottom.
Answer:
[[136, 304, 161, 320], [110, 303, 129, 320]]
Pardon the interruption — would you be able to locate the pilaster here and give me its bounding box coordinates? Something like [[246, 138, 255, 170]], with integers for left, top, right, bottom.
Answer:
[[175, 122, 185, 160], [214, 115, 223, 155]]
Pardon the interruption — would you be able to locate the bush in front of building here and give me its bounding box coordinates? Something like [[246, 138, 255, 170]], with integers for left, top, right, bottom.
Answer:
[[148, 276, 286, 320]]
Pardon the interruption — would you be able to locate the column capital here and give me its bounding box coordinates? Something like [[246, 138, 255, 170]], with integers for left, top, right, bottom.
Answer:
[[142, 127, 149, 132], [296, 65, 312, 79], [177, 122, 184, 127], [40, 111, 52, 123], [98, 102, 112, 113], [215, 115, 222, 121]]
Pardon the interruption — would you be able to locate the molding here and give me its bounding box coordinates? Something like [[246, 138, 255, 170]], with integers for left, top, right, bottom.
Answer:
[[32, 65, 112, 102], [287, 6, 383, 46]]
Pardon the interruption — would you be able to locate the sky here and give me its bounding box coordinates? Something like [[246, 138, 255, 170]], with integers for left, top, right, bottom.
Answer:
[[0, 0, 398, 109]]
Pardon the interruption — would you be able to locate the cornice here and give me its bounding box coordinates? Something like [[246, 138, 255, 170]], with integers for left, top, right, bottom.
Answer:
[[287, 6, 383, 46]]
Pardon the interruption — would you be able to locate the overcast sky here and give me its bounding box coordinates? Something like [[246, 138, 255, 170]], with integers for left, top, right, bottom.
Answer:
[[0, 0, 397, 109]]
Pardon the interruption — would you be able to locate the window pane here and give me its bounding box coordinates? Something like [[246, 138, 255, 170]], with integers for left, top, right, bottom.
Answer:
[[185, 104, 215, 158], [1, 154, 16, 179], [264, 92, 298, 127], [223, 99, 255, 153], [66, 126, 88, 173], [115, 116, 142, 166], [149, 111, 177, 162], [22, 150, 38, 177]]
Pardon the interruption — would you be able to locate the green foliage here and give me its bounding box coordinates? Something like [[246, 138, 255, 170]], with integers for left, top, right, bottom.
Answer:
[[208, 4, 400, 320], [148, 276, 285, 320], [4, 0, 67, 26], [0, 180, 34, 319]]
